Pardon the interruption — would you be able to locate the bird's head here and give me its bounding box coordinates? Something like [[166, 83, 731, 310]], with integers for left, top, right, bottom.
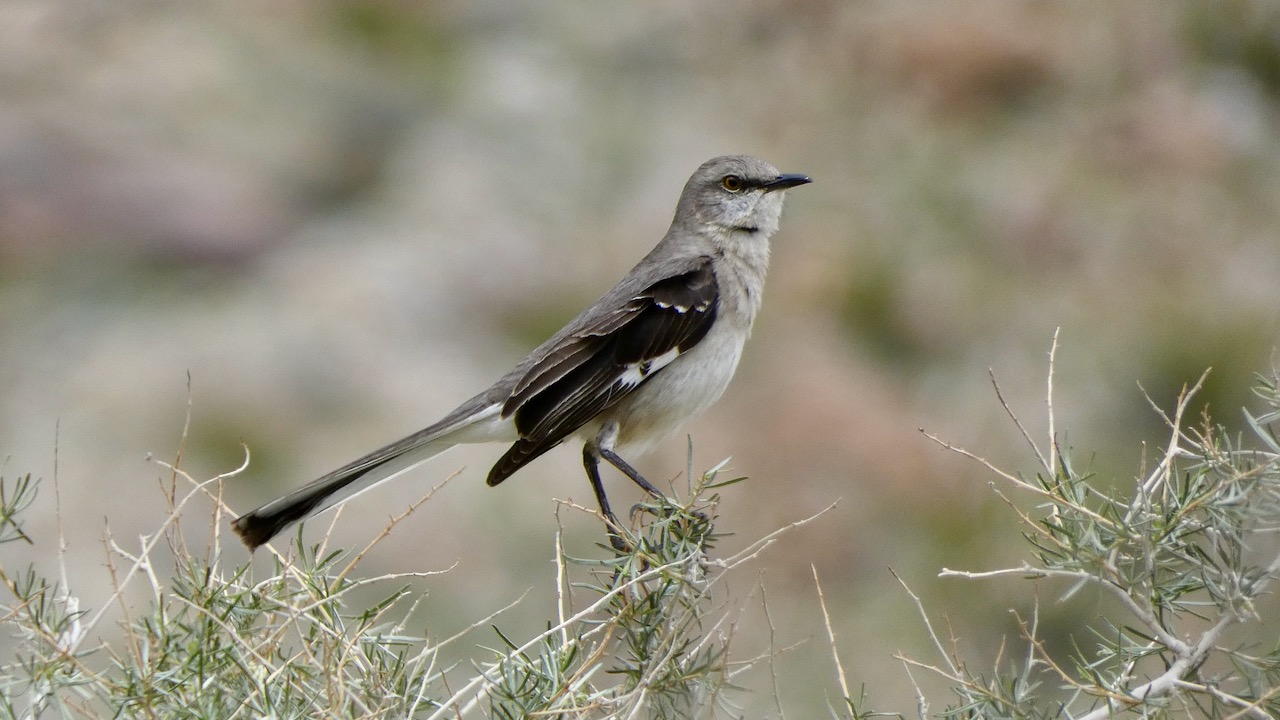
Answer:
[[676, 155, 811, 239]]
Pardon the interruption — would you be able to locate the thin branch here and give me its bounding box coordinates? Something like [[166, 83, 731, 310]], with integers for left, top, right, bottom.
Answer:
[[1047, 326, 1059, 477], [335, 473, 456, 586], [920, 430, 1112, 525], [1136, 369, 1210, 500], [69, 450, 251, 654], [939, 564, 1190, 656], [891, 568, 959, 677], [1174, 679, 1275, 720], [813, 565, 852, 705], [554, 521, 570, 648], [990, 367, 1050, 476], [758, 582, 788, 720], [718, 501, 838, 569]]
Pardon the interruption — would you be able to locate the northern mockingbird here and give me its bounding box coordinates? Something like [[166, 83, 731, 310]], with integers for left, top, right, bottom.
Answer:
[[233, 155, 810, 551]]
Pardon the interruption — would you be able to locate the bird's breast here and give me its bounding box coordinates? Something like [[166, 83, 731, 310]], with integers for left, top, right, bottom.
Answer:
[[598, 317, 748, 454]]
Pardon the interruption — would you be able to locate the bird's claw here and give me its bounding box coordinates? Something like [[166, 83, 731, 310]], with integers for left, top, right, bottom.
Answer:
[[608, 531, 632, 554], [629, 501, 709, 524]]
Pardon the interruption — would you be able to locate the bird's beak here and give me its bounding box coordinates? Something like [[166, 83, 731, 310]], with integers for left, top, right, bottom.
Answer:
[[762, 173, 812, 192]]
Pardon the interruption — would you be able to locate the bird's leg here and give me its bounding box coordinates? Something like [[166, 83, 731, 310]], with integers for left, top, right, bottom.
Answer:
[[597, 447, 664, 499], [583, 443, 630, 553], [600, 445, 712, 527]]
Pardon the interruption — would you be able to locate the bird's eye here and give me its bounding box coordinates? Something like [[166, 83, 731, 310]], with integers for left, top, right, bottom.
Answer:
[[721, 175, 744, 192]]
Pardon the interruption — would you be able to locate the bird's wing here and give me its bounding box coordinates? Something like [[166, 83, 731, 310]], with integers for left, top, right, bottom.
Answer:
[[486, 257, 718, 485]]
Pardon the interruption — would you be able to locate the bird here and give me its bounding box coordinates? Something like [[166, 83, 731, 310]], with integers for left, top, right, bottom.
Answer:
[[232, 155, 810, 552]]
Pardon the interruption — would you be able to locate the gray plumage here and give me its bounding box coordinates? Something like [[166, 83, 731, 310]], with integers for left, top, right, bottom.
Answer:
[[233, 155, 810, 550]]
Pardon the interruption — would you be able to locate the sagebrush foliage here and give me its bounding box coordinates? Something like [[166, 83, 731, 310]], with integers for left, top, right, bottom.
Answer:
[[3, 354, 1279, 718]]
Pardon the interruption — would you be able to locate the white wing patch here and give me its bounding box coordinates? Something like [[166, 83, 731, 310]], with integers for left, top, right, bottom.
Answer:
[[618, 347, 682, 389], [653, 298, 712, 313]]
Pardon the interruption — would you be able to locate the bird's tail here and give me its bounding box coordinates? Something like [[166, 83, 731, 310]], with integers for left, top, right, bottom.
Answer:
[[232, 435, 453, 551]]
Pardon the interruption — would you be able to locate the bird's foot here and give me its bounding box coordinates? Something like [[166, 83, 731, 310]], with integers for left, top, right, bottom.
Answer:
[[608, 530, 633, 554], [629, 500, 709, 524]]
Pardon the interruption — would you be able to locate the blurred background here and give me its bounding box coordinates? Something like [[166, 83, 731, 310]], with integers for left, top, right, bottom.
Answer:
[[3, 0, 1280, 714]]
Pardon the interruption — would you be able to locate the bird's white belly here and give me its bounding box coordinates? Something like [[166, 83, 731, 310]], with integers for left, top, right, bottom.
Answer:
[[588, 319, 747, 454]]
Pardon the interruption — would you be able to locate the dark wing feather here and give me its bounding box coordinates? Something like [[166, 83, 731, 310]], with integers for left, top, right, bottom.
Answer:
[[486, 259, 718, 486], [614, 269, 715, 366]]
